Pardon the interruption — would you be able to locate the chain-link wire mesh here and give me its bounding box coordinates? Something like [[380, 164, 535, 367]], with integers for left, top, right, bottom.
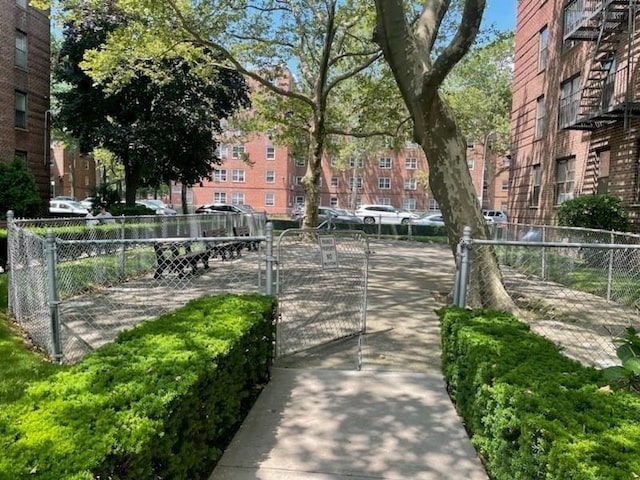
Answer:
[[275, 229, 369, 359], [456, 230, 640, 368], [8, 212, 268, 363]]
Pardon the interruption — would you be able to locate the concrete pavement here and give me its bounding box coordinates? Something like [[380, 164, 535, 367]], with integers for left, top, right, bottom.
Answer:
[[209, 240, 489, 479]]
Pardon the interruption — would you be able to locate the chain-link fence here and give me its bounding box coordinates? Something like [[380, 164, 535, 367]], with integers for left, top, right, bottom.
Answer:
[[7, 211, 269, 363], [275, 229, 369, 367], [454, 225, 640, 368]]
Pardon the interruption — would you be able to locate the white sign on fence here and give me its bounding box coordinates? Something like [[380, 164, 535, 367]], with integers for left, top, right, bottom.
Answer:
[[318, 235, 338, 269]]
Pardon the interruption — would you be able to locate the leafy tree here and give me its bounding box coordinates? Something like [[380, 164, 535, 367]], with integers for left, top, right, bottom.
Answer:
[[53, 0, 407, 226], [373, 1, 515, 310], [0, 159, 42, 219], [556, 195, 629, 232], [53, 2, 249, 207]]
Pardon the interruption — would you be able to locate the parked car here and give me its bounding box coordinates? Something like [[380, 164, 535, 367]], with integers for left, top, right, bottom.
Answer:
[[354, 204, 420, 225], [137, 199, 177, 215], [49, 200, 89, 216], [195, 203, 256, 215], [482, 209, 508, 224], [291, 206, 362, 224], [411, 213, 445, 227], [52, 195, 77, 202], [79, 197, 95, 209]]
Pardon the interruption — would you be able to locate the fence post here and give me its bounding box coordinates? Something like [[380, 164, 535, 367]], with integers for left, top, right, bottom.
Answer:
[[407, 221, 412, 241], [541, 225, 547, 280], [45, 230, 63, 363], [607, 232, 614, 301], [453, 242, 462, 306], [118, 216, 126, 281], [6, 211, 14, 314], [377, 215, 382, 239], [456, 226, 472, 308], [265, 222, 274, 296]]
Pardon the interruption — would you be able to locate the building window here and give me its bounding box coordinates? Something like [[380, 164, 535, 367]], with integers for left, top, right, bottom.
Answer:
[[265, 170, 275, 183], [380, 198, 391, 206], [535, 95, 545, 139], [266, 146, 275, 160], [232, 145, 245, 159], [530, 164, 542, 207], [428, 198, 439, 211], [231, 192, 245, 205], [295, 158, 305, 167], [14, 150, 27, 164], [330, 197, 338, 207], [217, 144, 228, 159], [555, 157, 576, 204], [405, 157, 417, 169], [538, 26, 548, 71], [378, 177, 391, 189], [404, 178, 417, 190], [265, 192, 275, 206], [563, 0, 582, 51], [501, 180, 509, 192], [348, 157, 364, 169], [84, 177, 89, 186], [379, 157, 392, 169], [214, 192, 226, 203], [15, 31, 27, 69], [559, 75, 580, 128], [84, 160, 89, 170], [330, 177, 339, 187], [330, 158, 339, 167], [213, 169, 227, 182], [403, 198, 417, 210], [231, 169, 245, 182], [349, 177, 363, 189], [502, 155, 511, 168], [597, 149, 610, 194], [294, 195, 304, 205], [295, 176, 303, 185], [466, 138, 475, 149], [15, 91, 27, 129], [467, 157, 475, 170]]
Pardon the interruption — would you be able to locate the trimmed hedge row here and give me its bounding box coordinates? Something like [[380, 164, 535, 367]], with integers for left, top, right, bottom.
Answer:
[[0, 294, 276, 480], [439, 307, 640, 480]]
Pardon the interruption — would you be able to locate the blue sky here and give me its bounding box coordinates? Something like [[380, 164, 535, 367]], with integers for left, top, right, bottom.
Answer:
[[482, 0, 517, 32]]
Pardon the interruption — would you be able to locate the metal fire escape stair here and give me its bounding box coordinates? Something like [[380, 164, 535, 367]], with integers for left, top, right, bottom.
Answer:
[[565, 0, 638, 130]]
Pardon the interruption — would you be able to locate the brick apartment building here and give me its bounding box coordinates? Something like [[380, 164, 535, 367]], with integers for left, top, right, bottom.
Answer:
[[168, 67, 508, 216], [510, 0, 640, 228], [50, 141, 97, 201], [174, 129, 508, 217], [0, 0, 50, 206]]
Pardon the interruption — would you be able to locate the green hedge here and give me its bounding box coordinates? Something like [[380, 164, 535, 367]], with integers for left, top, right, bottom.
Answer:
[[439, 307, 640, 480], [0, 294, 276, 480]]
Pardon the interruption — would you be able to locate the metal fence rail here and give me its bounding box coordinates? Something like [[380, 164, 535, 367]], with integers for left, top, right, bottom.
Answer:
[[275, 229, 369, 367], [7, 211, 269, 363], [455, 225, 640, 368]]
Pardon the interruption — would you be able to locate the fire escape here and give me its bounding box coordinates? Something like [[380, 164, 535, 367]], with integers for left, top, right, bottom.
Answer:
[[562, 0, 640, 130]]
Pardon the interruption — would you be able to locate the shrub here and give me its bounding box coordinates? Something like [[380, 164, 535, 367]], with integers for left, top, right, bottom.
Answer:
[[556, 194, 629, 231], [0, 294, 276, 480], [0, 159, 42, 219], [439, 307, 640, 479]]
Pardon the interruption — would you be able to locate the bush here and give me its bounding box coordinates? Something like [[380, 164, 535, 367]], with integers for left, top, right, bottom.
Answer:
[[0, 159, 42, 219], [0, 294, 276, 480], [556, 195, 629, 231], [439, 307, 640, 479]]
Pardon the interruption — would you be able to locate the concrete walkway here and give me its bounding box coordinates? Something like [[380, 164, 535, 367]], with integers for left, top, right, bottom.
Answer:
[[209, 241, 488, 479]]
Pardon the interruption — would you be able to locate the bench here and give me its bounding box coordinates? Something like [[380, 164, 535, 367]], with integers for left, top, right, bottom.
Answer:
[[153, 241, 210, 279], [203, 228, 242, 261], [233, 225, 260, 252]]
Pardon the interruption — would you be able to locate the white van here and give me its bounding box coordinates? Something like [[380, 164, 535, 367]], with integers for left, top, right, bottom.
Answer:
[[482, 209, 508, 224]]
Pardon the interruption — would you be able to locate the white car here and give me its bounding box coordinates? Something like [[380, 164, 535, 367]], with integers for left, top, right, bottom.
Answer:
[[49, 200, 89, 216], [354, 205, 420, 225], [482, 209, 508, 224]]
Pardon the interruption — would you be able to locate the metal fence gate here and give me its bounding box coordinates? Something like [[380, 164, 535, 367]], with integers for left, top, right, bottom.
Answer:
[[275, 229, 369, 363]]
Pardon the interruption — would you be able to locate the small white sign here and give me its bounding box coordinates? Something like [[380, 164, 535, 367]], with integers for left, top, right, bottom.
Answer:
[[318, 236, 338, 269]]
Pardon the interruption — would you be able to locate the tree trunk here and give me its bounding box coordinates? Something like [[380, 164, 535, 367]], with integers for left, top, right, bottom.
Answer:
[[302, 124, 324, 228], [417, 96, 515, 311], [181, 185, 189, 214], [123, 155, 139, 206]]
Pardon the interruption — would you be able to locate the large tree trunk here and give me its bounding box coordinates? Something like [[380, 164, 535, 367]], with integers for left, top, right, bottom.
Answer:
[[417, 96, 514, 310], [123, 155, 140, 206], [302, 122, 324, 228]]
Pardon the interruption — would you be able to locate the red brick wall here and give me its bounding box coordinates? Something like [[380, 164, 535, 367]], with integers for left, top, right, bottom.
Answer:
[[511, 0, 640, 230], [0, 1, 50, 209]]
